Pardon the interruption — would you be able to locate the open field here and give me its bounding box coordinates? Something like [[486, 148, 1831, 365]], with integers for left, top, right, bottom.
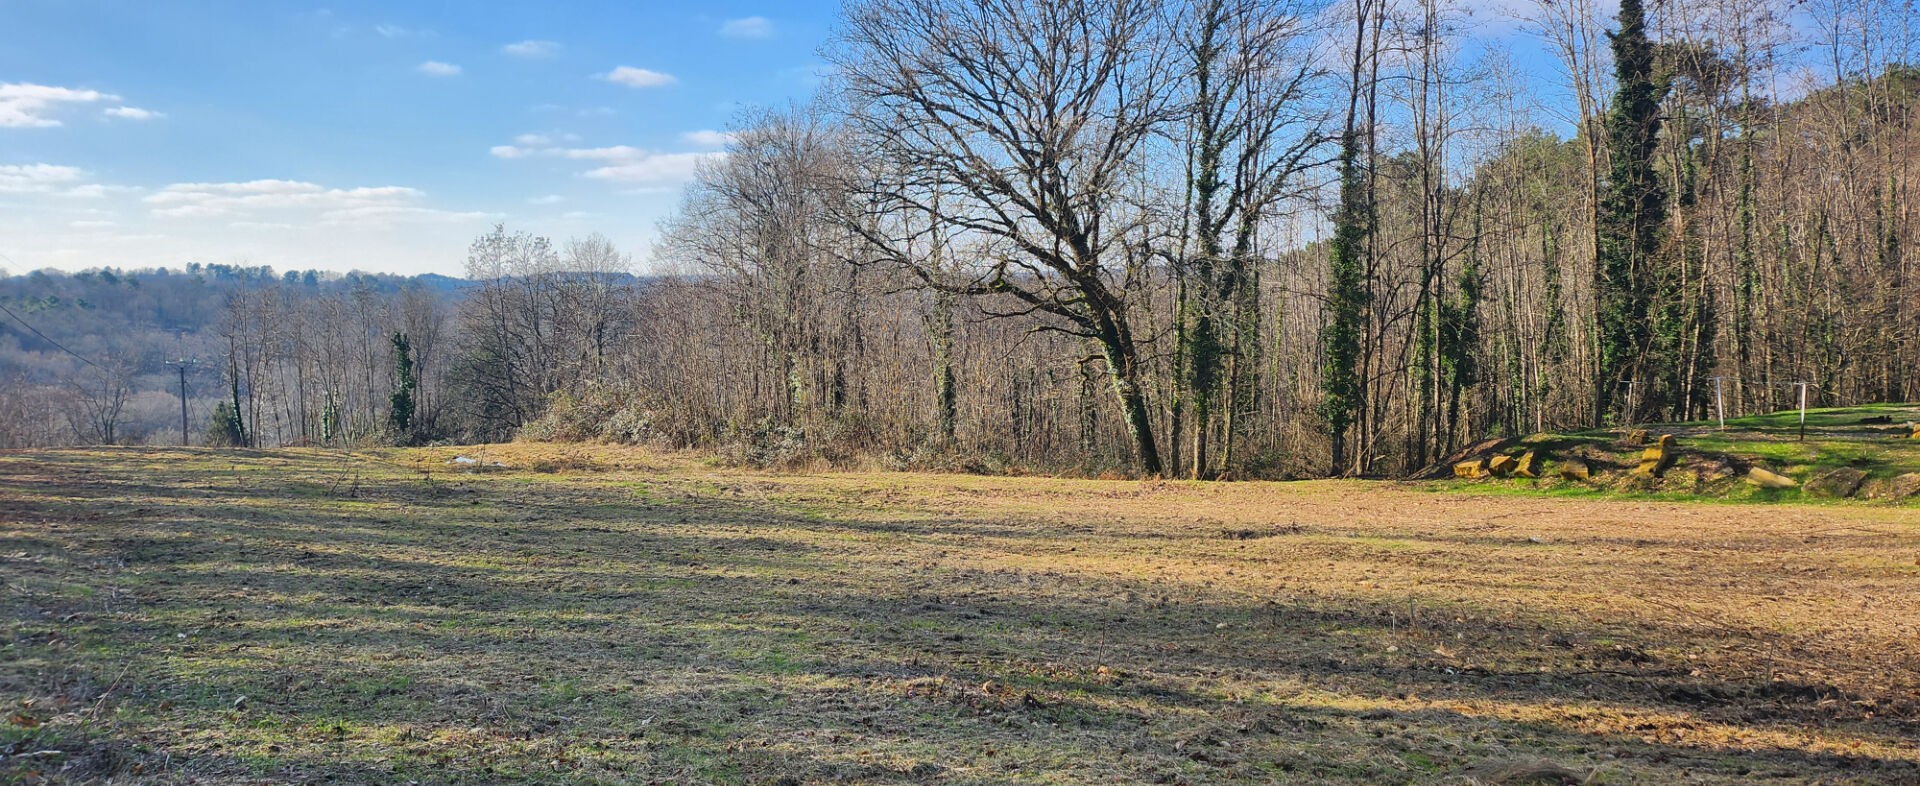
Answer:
[[4, 445, 1920, 784]]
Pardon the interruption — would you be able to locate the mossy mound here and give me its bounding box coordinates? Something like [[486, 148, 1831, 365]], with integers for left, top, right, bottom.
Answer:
[[1436, 404, 1920, 504]]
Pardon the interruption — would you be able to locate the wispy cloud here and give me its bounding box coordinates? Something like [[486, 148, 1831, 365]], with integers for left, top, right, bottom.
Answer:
[[581, 152, 719, 186], [104, 106, 163, 121], [719, 16, 775, 39], [600, 66, 675, 88], [417, 61, 462, 77], [0, 163, 87, 193], [682, 129, 736, 148], [489, 138, 722, 187], [528, 194, 565, 205], [141, 179, 490, 227], [502, 40, 561, 58], [63, 184, 144, 199], [374, 23, 434, 38], [0, 83, 118, 128]]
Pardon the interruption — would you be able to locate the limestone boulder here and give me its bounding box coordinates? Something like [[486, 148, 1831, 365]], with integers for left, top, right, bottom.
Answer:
[[1488, 454, 1518, 477], [1558, 459, 1590, 482], [1805, 467, 1868, 499], [1634, 434, 1676, 477], [1512, 450, 1541, 479], [1745, 466, 1797, 490], [1454, 459, 1488, 479], [1864, 472, 1920, 501]]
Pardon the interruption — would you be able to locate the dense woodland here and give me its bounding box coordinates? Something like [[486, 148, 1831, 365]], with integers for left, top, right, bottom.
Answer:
[[3, 0, 1917, 478]]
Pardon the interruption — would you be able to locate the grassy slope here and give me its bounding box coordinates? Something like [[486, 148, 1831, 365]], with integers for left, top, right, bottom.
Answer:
[[1436, 404, 1920, 505], [3, 444, 1919, 784]]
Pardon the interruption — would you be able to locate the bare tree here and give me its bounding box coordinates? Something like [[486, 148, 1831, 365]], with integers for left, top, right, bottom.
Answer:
[[833, 0, 1180, 474]]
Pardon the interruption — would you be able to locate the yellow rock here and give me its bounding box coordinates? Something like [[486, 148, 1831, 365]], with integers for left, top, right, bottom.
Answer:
[[1453, 459, 1488, 479], [1634, 434, 1676, 477], [1746, 466, 1796, 490], [1558, 459, 1590, 482], [1488, 455, 1518, 477], [1512, 450, 1541, 479], [1625, 429, 1649, 446]]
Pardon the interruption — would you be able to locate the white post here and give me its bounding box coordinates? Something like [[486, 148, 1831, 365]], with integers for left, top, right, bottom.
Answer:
[[1796, 381, 1808, 442], [1714, 376, 1725, 430]]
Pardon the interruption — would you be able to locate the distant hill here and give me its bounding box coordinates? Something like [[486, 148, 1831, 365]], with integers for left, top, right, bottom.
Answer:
[[0, 264, 653, 447]]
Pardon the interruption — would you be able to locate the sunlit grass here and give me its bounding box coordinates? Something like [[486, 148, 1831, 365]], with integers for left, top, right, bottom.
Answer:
[[3, 444, 1918, 783]]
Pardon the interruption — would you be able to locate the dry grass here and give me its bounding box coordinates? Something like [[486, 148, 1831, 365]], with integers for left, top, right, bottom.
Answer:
[[3, 443, 1918, 784]]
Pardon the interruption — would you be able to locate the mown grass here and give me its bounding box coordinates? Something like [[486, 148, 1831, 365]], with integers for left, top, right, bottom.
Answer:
[[3, 444, 1919, 784]]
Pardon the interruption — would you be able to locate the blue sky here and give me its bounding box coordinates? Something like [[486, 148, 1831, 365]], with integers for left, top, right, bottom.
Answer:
[[0, 1, 837, 276], [0, 0, 1665, 279]]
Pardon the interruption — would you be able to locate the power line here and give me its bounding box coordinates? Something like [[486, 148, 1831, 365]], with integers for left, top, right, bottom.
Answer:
[[0, 249, 102, 369]]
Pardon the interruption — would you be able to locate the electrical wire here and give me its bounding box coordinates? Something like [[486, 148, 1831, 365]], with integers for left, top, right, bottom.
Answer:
[[0, 249, 102, 368]]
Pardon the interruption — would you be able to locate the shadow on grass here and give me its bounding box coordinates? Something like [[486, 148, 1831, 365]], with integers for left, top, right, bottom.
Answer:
[[3, 448, 1917, 785]]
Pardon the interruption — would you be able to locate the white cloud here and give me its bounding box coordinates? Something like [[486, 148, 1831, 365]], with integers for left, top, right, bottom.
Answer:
[[0, 164, 87, 193], [63, 183, 144, 199], [502, 39, 561, 58], [514, 133, 557, 146], [417, 61, 462, 77], [719, 16, 775, 39], [104, 106, 163, 121], [0, 83, 118, 128], [561, 145, 647, 160], [582, 152, 722, 186], [682, 129, 736, 148], [528, 194, 565, 205], [69, 220, 116, 228], [601, 66, 675, 88], [142, 179, 487, 228], [316, 204, 494, 226], [488, 137, 722, 187]]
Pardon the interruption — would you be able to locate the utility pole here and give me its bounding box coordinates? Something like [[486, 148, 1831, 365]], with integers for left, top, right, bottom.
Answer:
[[166, 358, 198, 446]]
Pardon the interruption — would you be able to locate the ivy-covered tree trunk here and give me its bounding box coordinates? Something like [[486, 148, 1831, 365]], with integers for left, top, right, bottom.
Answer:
[[1323, 0, 1376, 477], [1592, 0, 1669, 425], [389, 332, 418, 442], [1323, 128, 1369, 476]]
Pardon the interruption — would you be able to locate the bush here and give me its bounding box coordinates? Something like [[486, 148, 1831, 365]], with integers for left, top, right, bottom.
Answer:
[[519, 385, 655, 444]]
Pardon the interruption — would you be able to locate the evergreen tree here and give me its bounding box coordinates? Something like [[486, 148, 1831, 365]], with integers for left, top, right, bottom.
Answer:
[[1593, 0, 1669, 424]]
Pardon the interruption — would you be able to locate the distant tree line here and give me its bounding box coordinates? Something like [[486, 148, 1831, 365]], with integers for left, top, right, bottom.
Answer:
[[2, 0, 1916, 479]]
